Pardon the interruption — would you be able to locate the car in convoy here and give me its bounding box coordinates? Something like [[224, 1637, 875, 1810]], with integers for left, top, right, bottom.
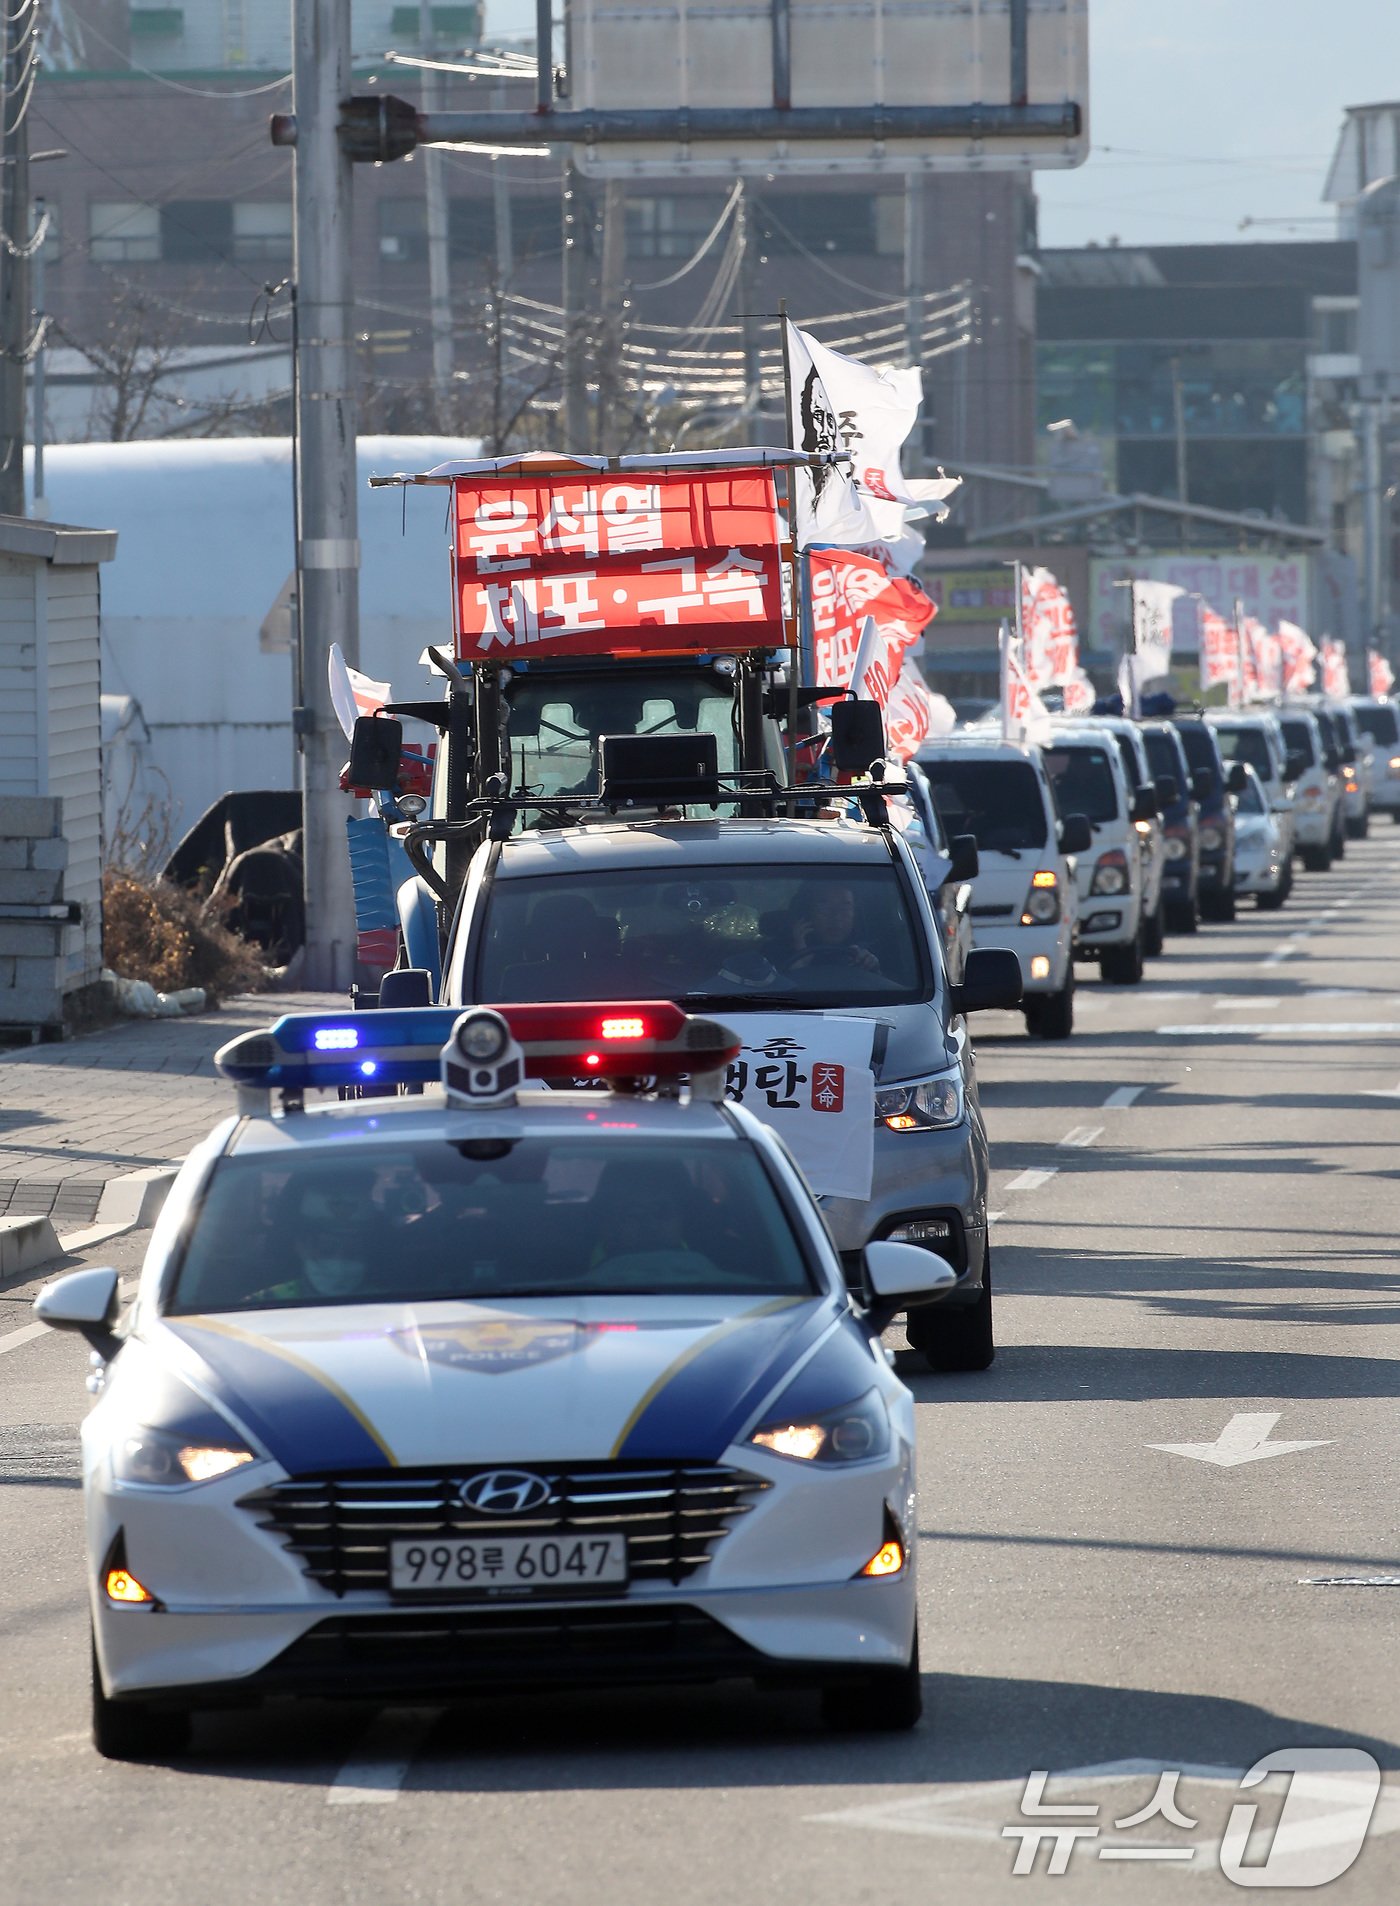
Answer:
[[1138, 720, 1201, 934], [1276, 707, 1344, 870], [916, 734, 1089, 1041], [1066, 715, 1167, 957], [1230, 761, 1289, 909], [1205, 711, 1295, 902], [1041, 724, 1149, 985], [438, 814, 1021, 1374], [37, 1002, 953, 1757], [1348, 696, 1400, 823], [1169, 715, 1238, 920]]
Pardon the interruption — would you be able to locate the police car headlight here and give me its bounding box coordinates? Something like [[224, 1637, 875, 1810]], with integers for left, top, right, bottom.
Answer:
[[1163, 834, 1188, 861], [113, 1427, 256, 1487], [1199, 824, 1224, 851], [454, 1010, 511, 1064], [749, 1389, 890, 1464], [874, 1071, 963, 1131]]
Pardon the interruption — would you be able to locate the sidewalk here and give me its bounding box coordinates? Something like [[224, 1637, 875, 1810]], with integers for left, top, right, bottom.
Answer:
[[0, 992, 340, 1228]]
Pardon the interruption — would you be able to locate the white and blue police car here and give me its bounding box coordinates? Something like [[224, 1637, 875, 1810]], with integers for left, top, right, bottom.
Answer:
[[36, 1001, 949, 1758]]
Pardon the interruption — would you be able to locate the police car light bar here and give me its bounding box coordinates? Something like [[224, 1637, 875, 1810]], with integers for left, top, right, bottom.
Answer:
[[214, 1001, 739, 1098]]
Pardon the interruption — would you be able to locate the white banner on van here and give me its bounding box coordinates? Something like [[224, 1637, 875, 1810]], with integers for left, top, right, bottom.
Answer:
[[723, 1013, 876, 1202]]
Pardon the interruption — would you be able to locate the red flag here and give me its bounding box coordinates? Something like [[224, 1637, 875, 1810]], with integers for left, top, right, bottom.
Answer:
[[809, 547, 935, 698], [1368, 649, 1395, 696]]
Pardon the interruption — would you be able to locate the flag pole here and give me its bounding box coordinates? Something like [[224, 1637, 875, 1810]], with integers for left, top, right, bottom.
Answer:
[[999, 618, 1011, 741], [1232, 596, 1245, 708]]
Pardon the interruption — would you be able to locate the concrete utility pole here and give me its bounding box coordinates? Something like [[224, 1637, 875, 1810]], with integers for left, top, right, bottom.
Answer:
[[596, 179, 626, 451], [292, 0, 361, 993], [737, 182, 764, 438], [562, 157, 590, 452], [30, 198, 45, 517], [0, 2, 31, 518], [418, 0, 454, 399]]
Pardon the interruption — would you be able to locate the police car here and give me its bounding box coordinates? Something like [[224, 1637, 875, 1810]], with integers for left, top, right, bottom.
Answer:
[[36, 1002, 948, 1759]]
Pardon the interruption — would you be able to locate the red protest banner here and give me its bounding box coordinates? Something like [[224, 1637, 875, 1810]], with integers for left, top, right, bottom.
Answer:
[[451, 468, 787, 658], [808, 547, 935, 696]]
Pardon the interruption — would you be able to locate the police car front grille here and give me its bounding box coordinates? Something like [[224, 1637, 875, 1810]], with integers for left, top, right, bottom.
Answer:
[[240, 1463, 770, 1595]]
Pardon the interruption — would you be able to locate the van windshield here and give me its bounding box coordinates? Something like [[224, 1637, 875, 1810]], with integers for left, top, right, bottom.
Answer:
[[505, 669, 738, 802], [1355, 704, 1399, 747], [1213, 725, 1276, 780], [1142, 729, 1185, 787], [1041, 746, 1121, 825], [475, 863, 931, 1011], [1279, 718, 1317, 766], [920, 759, 1049, 851]]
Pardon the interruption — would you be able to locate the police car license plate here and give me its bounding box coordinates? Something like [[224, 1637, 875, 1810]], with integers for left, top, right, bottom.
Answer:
[[389, 1534, 627, 1594]]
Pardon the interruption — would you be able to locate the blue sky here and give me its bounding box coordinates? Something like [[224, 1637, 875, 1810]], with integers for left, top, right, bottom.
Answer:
[[1034, 0, 1394, 247], [483, 1, 1394, 248]]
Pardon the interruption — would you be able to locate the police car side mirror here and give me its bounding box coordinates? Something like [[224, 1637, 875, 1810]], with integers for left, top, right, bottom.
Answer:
[[952, 947, 1023, 1017], [33, 1267, 123, 1360], [862, 1242, 957, 1331], [1059, 813, 1093, 855], [1154, 775, 1179, 807], [945, 833, 979, 884], [348, 714, 404, 791], [1226, 761, 1249, 797]]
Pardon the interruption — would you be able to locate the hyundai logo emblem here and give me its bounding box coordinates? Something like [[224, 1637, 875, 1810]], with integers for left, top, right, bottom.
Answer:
[[459, 1470, 552, 1515]]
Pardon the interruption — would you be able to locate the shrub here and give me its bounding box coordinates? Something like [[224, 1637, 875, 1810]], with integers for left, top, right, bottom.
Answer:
[[102, 870, 268, 1003]]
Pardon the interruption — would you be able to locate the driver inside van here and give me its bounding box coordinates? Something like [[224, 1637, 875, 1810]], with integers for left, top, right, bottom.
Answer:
[[785, 883, 882, 973]]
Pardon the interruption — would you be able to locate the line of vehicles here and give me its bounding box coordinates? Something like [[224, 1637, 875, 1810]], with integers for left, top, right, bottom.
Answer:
[[35, 449, 1400, 1758], [916, 691, 1399, 1041]]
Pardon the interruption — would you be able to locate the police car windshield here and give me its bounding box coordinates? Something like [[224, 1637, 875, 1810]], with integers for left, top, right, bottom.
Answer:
[[1041, 746, 1120, 825], [1214, 725, 1276, 779], [167, 1141, 814, 1311], [920, 759, 1048, 851], [476, 865, 930, 1009]]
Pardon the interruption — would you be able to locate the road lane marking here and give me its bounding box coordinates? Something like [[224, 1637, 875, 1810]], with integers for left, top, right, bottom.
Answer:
[[1215, 997, 1283, 1010], [1057, 1121, 1102, 1147], [1158, 1022, 1400, 1037], [1148, 1412, 1331, 1468], [1003, 1167, 1058, 1193], [0, 1322, 48, 1358], [986, 1210, 1005, 1226], [1262, 942, 1305, 967], [1363, 1081, 1400, 1099], [1102, 1085, 1144, 1108], [327, 1708, 438, 1804]]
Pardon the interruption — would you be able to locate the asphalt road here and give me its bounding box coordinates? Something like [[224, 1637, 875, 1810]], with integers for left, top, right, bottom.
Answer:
[[3, 837, 1398, 1903]]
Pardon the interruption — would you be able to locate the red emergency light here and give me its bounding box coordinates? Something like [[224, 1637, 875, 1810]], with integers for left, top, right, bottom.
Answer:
[[480, 1000, 738, 1081]]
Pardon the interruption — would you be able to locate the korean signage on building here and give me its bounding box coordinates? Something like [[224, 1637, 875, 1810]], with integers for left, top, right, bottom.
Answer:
[[922, 567, 1019, 624], [451, 468, 788, 659], [1088, 554, 1312, 653]]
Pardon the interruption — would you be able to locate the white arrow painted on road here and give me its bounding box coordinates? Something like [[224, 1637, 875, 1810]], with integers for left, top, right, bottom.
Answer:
[[1148, 1412, 1331, 1468]]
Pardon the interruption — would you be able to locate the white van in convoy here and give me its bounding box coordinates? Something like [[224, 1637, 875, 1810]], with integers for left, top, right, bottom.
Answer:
[[1276, 707, 1344, 870], [1206, 710, 1296, 897], [1068, 715, 1167, 957], [1041, 725, 1149, 985], [917, 735, 1089, 1040], [1348, 697, 1400, 824]]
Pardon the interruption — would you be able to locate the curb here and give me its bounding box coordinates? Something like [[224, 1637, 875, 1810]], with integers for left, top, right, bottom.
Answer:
[[0, 1214, 62, 1278], [93, 1165, 179, 1232]]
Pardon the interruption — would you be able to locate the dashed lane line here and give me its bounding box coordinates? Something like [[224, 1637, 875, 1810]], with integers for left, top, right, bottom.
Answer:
[[1215, 997, 1283, 1010], [326, 1709, 439, 1805], [1158, 1022, 1400, 1038], [1057, 1126, 1103, 1149], [1102, 1085, 1144, 1108], [1003, 1167, 1059, 1194]]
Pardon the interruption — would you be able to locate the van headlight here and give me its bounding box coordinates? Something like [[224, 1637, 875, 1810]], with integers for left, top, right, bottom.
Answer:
[[874, 1071, 963, 1131]]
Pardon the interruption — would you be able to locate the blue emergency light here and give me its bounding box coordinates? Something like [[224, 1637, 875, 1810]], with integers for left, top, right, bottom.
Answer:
[[215, 1008, 463, 1091]]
